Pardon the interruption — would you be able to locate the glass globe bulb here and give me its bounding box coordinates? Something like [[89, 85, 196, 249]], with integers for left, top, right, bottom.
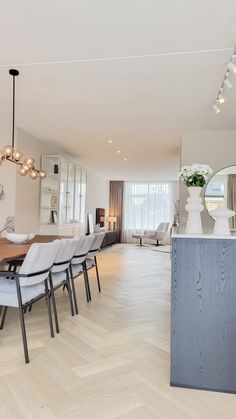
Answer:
[[39, 170, 47, 179], [30, 169, 38, 179], [25, 157, 35, 167], [3, 145, 13, 157], [13, 149, 23, 162], [19, 167, 27, 176], [22, 163, 31, 173]]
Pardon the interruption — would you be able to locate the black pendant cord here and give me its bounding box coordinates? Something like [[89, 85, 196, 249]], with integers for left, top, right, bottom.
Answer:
[[9, 69, 19, 150], [12, 74, 15, 149]]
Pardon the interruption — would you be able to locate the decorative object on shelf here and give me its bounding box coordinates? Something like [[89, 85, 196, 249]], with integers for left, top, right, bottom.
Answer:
[[0, 69, 46, 180], [6, 232, 35, 244], [173, 199, 180, 228], [51, 210, 58, 224], [180, 163, 213, 234], [0, 216, 15, 237], [96, 208, 105, 227], [0, 184, 5, 201], [87, 214, 94, 234], [95, 224, 101, 233], [210, 206, 235, 235], [50, 195, 58, 208], [108, 216, 117, 230], [53, 164, 59, 174]]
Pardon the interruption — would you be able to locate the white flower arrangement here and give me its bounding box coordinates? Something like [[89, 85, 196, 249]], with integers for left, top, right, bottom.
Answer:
[[180, 163, 213, 187]]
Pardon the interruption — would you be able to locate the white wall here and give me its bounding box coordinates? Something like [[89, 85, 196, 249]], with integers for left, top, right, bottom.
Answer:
[[85, 169, 110, 229], [15, 129, 109, 234], [15, 128, 62, 233], [180, 130, 236, 232], [0, 126, 17, 234]]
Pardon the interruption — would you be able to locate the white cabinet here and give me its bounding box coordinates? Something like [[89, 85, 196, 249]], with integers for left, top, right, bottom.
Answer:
[[39, 155, 86, 236]]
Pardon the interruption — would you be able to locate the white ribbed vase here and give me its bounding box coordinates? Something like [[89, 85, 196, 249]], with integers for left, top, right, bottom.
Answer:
[[185, 187, 204, 234]]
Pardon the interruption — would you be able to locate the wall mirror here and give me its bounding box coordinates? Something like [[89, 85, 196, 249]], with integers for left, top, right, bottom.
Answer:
[[204, 165, 236, 228]]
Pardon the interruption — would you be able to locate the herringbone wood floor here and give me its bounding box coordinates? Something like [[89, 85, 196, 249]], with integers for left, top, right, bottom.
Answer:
[[0, 244, 236, 419]]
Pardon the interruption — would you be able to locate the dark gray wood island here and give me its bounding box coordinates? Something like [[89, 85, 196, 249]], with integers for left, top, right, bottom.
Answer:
[[171, 234, 236, 393]]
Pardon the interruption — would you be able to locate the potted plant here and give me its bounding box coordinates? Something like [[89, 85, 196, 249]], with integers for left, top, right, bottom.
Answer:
[[180, 164, 213, 234]]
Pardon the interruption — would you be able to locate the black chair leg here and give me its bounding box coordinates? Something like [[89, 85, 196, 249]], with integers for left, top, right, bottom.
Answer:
[[45, 279, 54, 338], [0, 307, 8, 329], [81, 262, 90, 303], [48, 273, 60, 333], [83, 271, 90, 303], [66, 269, 74, 317], [94, 256, 101, 292], [86, 273, 92, 301], [69, 265, 79, 314], [18, 306, 29, 364], [15, 278, 29, 364], [83, 262, 92, 301], [71, 276, 79, 314], [63, 283, 69, 292]]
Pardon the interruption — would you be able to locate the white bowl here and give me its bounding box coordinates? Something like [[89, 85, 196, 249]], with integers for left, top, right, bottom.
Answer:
[[6, 233, 34, 244]]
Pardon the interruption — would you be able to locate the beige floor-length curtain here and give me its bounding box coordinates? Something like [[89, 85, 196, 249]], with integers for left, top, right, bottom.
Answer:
[[109, 181, 124, 242], [227, 174, 236, 229]]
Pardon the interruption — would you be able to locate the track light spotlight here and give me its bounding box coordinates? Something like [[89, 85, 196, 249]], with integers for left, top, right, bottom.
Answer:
[[212, 45, 236, 114], [224, 74, 232, 89], [227, 60, 236, 73], [217, 93, 225, 104], [212, 103, 221, 114]]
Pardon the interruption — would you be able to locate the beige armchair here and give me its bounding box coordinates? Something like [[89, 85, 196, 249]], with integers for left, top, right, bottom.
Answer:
[[132, 223, 169, 246]]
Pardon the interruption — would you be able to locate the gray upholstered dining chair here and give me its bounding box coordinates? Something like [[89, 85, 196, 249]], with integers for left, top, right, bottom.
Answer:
[[0, 240, 60, 363], [70, 234, 95, 313], [49, 238, 79, 332], [85, 232, 105, 295]]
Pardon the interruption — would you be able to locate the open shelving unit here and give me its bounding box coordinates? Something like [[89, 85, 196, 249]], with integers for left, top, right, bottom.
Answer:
[[39, 155, 86, 235]]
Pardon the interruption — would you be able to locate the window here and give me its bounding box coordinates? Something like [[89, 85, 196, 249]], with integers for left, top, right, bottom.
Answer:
[[123, 181, 173, 242]]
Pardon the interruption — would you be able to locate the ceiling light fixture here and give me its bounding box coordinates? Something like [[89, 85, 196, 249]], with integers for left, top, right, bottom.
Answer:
[[117, 150, 121, 154], [212, 46, 236, 114], [108, 139, 112, 144], [124, 158, 128, 161], [0, 69, 47, 179]]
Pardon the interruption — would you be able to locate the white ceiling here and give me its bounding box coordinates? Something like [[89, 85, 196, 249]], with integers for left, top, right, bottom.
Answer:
[[0, 0, 236, 180]]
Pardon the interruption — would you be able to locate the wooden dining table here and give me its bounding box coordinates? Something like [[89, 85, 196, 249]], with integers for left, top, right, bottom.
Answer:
[[0, 235, 69, 262]]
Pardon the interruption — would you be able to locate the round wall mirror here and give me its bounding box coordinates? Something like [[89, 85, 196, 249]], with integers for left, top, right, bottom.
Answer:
[[204, 165, 236, 227]]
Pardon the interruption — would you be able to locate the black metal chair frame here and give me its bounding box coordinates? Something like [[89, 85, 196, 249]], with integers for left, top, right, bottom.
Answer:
[[85, 248, 102, 295], [0, 267, 54, 364], [69, 252, 90, 314], [50, 259, 75, 333]]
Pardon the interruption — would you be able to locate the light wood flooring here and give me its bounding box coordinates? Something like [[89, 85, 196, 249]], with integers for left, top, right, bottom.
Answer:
[[0, 244, 236, 419]]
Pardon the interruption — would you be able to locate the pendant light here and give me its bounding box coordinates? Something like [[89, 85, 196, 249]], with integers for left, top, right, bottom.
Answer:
[[0, 69, 47, 180]]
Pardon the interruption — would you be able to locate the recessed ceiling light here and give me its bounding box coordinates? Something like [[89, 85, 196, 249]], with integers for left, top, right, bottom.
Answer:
[[124, 158, 127, 161], [108, 139, 112, 144], [117, 150, 121, 154]]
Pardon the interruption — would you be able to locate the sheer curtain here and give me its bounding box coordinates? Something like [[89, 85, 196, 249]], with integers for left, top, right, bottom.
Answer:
[[123, 181, 173, 243]]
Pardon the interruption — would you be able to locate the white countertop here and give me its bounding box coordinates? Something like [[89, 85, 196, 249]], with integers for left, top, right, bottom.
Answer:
[[172, 232, 236, 240]]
